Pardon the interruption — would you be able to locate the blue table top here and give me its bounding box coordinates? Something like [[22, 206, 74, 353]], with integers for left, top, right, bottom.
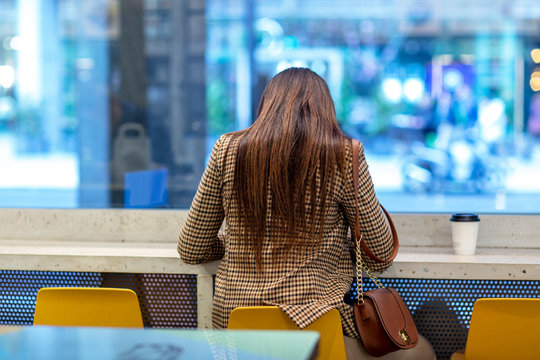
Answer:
[[0, 326, 319, 360]]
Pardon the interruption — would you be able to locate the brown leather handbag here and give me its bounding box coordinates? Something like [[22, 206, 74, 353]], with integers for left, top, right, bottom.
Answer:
[[351, 139, 418, 357]]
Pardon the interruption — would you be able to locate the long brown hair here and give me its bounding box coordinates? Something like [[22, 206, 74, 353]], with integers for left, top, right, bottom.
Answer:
[[230, 67, 348, 269]]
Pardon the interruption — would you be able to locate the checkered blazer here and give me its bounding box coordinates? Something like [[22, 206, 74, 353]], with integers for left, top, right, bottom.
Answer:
[[178, 134, 394, 338]]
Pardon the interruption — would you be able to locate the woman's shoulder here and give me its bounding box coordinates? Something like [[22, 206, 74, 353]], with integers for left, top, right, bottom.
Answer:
[[212, 133, 235, 154], [210, 133, 241, 173], [343, 137, 366, 162], [216, 133, 233, 145], [216, 132, 243, 147], [345, 137, 365, 153], [339, 137, 367, 184]]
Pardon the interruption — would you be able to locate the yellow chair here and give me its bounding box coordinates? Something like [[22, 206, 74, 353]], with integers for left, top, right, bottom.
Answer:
[[33, 287, 144, 328], [450, 298, 540, 360], [227, 306, 346, 360]]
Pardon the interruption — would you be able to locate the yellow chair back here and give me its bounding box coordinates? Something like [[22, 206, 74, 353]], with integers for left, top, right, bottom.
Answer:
[[33, 287, 144, 328], [460, 298, 540, 360], [227, 306, 346, 360]]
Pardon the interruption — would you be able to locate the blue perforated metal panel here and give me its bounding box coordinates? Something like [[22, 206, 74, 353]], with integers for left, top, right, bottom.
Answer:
[[0, 271, 197, 328], [346, 278, 540, 360], [2, 271, 540, 360]]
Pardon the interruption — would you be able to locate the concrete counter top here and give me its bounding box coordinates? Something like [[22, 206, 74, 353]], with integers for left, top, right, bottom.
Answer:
[[0, 239, 216, 275], [2, 238, 540, 281], [1, 208, 539, 280], [387, 246, 540, 280]]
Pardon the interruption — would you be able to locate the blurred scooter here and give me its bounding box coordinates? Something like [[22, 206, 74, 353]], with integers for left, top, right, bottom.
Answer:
[[402, 131, 505, 194]]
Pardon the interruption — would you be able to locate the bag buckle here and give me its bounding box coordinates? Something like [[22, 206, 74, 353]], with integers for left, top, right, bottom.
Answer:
[[399, 330, 411, 345]]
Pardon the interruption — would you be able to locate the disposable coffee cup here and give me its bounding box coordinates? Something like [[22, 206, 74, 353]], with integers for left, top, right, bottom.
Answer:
[[450, 214, 480, 255]]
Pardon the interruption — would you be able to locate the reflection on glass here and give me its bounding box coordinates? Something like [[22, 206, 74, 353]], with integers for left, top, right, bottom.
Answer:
[[208, 0, 540, 213], [1, 0, 540, 212]]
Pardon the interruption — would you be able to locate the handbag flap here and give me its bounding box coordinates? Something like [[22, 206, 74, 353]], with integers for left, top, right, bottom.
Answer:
[[364, 288, 418, 347]]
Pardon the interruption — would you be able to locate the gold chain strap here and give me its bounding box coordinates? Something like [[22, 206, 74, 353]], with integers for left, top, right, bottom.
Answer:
[[353, 139, 387, 305], [356, 236, 364, 304], [356, 235, 384, 305], [362, 263, 384, 289]]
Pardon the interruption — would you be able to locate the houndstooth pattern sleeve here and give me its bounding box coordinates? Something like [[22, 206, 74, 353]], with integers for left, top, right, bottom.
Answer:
[[340, 140, 394, 272], [178, 135, 226, 264]]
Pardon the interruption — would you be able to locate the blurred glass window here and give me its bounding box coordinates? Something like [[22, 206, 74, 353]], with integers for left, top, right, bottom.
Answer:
[[1, 0, 540, 213]]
